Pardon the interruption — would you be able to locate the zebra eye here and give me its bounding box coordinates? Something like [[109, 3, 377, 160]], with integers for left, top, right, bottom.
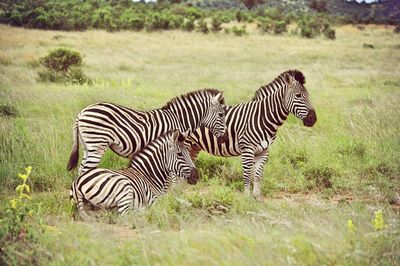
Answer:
[[218, 112, 224, 118], [295, 92, 301, 98], [177, 152, 183, 156]]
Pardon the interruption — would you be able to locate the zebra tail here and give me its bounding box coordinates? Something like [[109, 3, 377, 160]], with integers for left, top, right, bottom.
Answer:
[[67, 118, 79, 171]]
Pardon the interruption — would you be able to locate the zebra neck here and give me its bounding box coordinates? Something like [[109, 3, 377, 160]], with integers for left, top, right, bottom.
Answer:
[[163, 99, 203, 132], [129, 146, 170, 192], [254, 76, 286, 100], [261, 87, 290, 127], [155, 109, 183, 132]]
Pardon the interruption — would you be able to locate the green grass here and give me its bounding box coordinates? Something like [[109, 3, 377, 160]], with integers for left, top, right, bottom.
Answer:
[[0, 24, 399, 265]]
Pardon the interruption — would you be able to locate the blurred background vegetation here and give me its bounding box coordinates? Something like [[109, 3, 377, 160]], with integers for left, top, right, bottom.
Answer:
[[0, 0, 399, 37]]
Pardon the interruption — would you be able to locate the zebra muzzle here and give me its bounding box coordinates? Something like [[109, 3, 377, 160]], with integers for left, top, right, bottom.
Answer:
[[187, 168, 199, 185], [303, 109, 317, 127]]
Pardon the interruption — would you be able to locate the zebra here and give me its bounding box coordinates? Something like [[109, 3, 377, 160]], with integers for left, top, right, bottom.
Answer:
[[67, 89, 227, 176], [70, 130, 197, 220], [185, 70, 317, 198]]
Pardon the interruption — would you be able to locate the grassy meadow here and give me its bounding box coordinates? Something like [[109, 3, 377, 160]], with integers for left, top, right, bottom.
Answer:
[[0, 23, 399, 265]]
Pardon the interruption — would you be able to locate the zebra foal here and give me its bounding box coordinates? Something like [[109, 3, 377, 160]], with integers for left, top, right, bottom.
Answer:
[[70, 130, 197, 220], [67, 89, 227, 176], [185, 70, 317, 198]]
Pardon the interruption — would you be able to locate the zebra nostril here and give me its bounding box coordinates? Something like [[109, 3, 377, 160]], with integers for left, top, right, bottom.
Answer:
[[188, 168, 198, 185], [303, 109, 317, 127]]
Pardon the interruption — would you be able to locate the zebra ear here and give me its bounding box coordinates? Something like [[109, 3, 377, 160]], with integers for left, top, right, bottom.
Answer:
[[172, 129, 180, 142], [212, 92, 224, 105], [283, 73, 294, 85], [178, 130, 189, 141]]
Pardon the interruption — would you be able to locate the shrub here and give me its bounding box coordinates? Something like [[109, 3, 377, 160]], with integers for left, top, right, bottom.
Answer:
[[211, 17, 222, 32], [91, 6, 117, 32], [394, 25, 400, 34], [182, 18, 195, 32], [119, 9, 145, 31], [235, 10, 243, 22], [322, 26, 336, 40], [232, 25, 247, 36], [273, 20, 287, 34], [303, 166, 336, 190], [257, 17, 273, 33], [297, 15, 335, 39], [300, 25, 314, 38], [197, 19, 209, 34], [145, 12, 174, 31], [39, 48, 82, 73], [38, 48, 89, 84], [185, 6, 203, 19], [258, 18, 288, 34]]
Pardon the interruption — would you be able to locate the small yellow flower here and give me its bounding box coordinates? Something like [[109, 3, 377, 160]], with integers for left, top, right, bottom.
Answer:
[[347, 219, 356, 233], [373, 210, 387, 230], [10, 198, 18, 209]]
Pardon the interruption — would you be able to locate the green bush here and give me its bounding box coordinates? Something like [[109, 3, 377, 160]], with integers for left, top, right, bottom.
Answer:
[[38, 48, 89, 84], [232, 25, 247, 36], [119, 9, 145, 31], [39, 48, 82, 73], [235, 10, 243, 22], [91, 6, 117, 32], [297, 15, 335, 39], [257, 17, 273, 33], [322, 26, 336, 40], [258, 18, 288, 35], [197, 19, 209, 34], [303, 165, 337, 190], [182, 18, 195, 32], [211, 17, 222, 32], [146, 12, 173, 31]]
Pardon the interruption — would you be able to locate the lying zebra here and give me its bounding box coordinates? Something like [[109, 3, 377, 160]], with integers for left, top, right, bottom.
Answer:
[[185, 70, 317, 198], [67, 89, 227, 176], [70, 130, 197, 220]]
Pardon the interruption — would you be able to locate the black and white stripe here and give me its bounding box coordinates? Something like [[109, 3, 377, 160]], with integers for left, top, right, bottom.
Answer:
[[185, 70, 317, 198], [67, 89, 226, 175], [70, 130, 197, 220]]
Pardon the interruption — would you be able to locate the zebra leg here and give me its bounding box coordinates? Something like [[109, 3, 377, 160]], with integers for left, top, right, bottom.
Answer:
[[241, 150, 255, 196], [79, 142, 108, 175], [253, 150, 269, 199], [75, 190, 94, 222], [117, 188, 134, 215]]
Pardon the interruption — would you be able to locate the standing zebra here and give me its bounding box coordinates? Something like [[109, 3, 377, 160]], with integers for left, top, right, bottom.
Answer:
[[67, 89, 226, 176], [185, 70, 317, 198], [70, 130, 197, 220]]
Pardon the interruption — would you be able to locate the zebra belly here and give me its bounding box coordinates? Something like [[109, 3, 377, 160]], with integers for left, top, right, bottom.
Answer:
[[77, 169, 134, 210]]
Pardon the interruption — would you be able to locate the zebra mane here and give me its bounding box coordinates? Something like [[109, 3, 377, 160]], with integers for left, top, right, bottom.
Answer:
[[252, 70, 306, 101], [161, 88, 224, 110], [127, 130, 183, 167], [127, 131, 170, 166]]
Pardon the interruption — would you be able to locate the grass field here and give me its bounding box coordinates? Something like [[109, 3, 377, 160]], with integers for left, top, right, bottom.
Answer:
[[0, 24, 399, 265]]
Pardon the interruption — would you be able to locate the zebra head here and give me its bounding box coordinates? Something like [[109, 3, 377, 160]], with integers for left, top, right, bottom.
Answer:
[[283, 70, 317, 127], [201, 90, 227, 140], [166, 130, 198, 185]]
